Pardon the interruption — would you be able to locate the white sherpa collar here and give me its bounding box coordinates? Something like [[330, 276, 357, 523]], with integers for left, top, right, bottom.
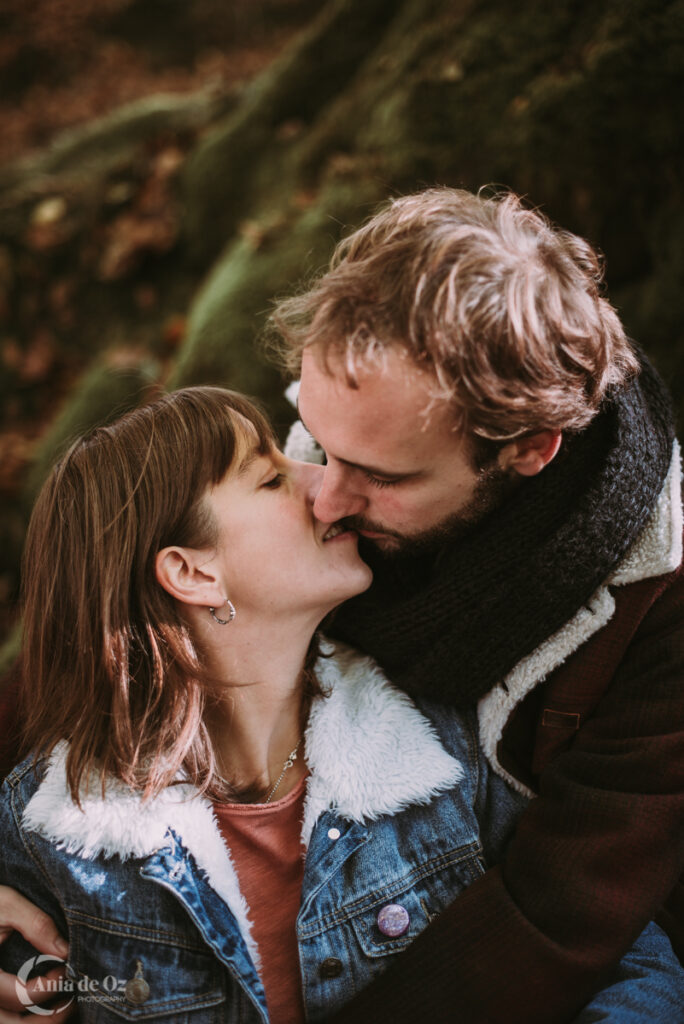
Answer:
[[23, 757, 261, 964], [23, 647, 462, 946], [609, 440, 682, 584], [478, 441, 682, 796], [300, 642, 463, 844]]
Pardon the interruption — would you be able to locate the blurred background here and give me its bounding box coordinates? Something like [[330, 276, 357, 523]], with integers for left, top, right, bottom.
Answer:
[[0, 0, 683, 667]]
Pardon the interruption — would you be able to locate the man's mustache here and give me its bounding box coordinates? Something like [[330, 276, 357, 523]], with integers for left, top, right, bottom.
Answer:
[[337, 515, 403, 540]]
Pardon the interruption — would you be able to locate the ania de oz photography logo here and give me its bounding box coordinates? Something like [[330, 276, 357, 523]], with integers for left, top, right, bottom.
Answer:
[[16, 954, 144, 1015]]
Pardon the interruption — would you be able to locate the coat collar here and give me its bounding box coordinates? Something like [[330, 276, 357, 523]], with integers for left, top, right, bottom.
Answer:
[[23, 645, 462, 857], [478, 440, 682, 796], [300, 642, 463, 843], [609, 440, 682, 584]]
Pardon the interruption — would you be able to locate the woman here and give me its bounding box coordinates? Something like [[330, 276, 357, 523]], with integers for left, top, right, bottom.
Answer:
[[0, 386, 682, 1023]]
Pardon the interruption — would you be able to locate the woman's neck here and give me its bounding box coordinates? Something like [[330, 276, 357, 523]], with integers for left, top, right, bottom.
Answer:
[[201, 616, 316, 800]]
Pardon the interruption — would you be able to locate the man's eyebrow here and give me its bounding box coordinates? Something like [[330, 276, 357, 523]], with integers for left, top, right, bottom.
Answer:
[[296, 407, 418, 480]]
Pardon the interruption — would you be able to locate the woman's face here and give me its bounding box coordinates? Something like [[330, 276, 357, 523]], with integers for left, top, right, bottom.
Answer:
[[202, 438, 373, 623]]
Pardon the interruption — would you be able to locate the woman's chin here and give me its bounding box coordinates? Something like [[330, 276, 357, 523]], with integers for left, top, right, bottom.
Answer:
[[314, 569, 372, 621], [337, 565, 374, 604]]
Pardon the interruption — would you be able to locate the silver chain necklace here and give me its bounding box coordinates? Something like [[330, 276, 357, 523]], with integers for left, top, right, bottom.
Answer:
[[264, 738, 303, 803], [217, 737, 303, 804]]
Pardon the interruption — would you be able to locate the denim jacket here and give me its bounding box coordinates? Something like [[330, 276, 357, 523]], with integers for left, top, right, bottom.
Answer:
[[0, 643, 681, 1023]]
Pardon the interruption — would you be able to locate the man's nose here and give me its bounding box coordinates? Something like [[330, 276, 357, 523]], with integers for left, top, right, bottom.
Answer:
[[292, 460, 325, 505], [312, 463, 366, 524]]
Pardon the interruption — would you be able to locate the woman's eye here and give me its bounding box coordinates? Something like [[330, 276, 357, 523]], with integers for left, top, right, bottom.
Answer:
[[262, 473, 285, 489]]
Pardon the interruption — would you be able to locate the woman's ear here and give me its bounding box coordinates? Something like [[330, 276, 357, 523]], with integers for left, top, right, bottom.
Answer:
[[497, 430, 562, 478], [155, 547, 225, 609]]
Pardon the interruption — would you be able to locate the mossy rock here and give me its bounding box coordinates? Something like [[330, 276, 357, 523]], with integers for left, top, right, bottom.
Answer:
[[171, 173, 387, 435], [4, 0, 684, 665], [0, 90, 236, 199], [23, 358, 161, 506], [179, 0, 398, 266]]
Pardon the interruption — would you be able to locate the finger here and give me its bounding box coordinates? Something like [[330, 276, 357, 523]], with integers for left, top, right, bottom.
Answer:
[[0, 996, 75, 1024], [20, 994, 76, 1023], [0, 967, 28, 1014], [42, 998, 76, 1022], [0, 887, 68, 958], [0, 966, 71, 1013]]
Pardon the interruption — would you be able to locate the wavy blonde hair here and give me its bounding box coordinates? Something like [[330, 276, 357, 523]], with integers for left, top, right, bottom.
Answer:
[[269, 188, 639, 441]]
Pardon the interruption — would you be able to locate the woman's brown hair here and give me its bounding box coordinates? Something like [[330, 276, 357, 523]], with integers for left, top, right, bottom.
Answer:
[[20, 386, 312, 804]]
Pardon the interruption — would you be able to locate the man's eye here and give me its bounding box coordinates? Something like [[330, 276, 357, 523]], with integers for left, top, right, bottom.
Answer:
[[262, 473, 285, 489], [364, 471, 400, 489]]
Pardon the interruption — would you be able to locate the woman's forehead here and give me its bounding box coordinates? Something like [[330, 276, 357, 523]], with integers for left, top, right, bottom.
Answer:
[[231, 412, 274, 475]]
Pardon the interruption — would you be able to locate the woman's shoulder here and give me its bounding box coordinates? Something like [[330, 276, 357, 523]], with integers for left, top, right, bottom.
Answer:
[[0, 754, 48, 855], [1, 753, 46, 804]]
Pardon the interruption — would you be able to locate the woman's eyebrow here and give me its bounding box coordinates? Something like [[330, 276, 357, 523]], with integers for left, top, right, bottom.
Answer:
[[236, 444, 262, 476]]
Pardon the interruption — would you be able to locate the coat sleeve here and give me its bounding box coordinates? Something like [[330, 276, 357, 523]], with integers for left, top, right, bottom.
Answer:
[[325, 567, 684, 1024]]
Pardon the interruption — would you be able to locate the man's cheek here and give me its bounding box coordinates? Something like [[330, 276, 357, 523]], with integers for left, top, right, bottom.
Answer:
[[377, 492, 414, 526]]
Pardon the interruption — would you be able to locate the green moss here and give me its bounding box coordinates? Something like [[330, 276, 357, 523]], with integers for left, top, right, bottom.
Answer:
[[5, 0, 684, 656], [171, 173, 386, 430], [180, 0, 398, 265], [0, 625, 20, 684], [24, 359, 160, 504]]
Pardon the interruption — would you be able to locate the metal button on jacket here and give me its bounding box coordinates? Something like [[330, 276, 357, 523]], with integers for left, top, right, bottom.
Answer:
[[124, 961, 150, 1005], [377, 903, 410, 937], [319, 957, 344, 979]]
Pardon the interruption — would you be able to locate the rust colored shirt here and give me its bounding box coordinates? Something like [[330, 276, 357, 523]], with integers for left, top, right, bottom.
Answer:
[[213, 776, 307, 1024]]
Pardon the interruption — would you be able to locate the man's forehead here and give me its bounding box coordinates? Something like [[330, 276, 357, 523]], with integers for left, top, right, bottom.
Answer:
[[298, 346, 461, 466], [300, 345, 450, 429]]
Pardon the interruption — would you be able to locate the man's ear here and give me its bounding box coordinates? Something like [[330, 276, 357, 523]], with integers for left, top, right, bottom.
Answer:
[[497, 430, 562, 477], [155, 547, 225, 609]]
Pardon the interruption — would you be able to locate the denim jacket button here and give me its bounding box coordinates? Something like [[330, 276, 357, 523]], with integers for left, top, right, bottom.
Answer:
[[125, 977, 150, 1004], [125, 961, 150, 1005], [319, 957, 344, 979], [327, 827, 341, 840], [377, 903, 410, 937]]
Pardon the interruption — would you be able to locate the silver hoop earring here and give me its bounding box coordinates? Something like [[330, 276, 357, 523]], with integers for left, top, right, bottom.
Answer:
[[209, 600, 236, 625]]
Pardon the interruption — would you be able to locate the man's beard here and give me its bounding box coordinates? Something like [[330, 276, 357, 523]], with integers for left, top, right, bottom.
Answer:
[[342, 463, 514, 558]]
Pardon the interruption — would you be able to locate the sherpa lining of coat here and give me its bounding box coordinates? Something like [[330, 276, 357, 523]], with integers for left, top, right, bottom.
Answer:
[[478, 441, 682, 796]]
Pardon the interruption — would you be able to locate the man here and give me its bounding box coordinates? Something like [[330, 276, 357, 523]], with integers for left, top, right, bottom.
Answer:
[[1, 187, 683, 1022], [272, 188, 684, 1022]]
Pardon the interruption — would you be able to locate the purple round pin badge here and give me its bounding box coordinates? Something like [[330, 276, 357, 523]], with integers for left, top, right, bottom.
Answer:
[[377, 903, 410, 937]]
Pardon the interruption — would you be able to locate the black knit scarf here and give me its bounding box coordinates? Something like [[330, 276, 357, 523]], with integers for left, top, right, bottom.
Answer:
[[330, 356, 675, 708]]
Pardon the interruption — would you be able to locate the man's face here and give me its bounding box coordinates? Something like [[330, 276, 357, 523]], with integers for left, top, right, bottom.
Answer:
[[298, 346, 508, 554]]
